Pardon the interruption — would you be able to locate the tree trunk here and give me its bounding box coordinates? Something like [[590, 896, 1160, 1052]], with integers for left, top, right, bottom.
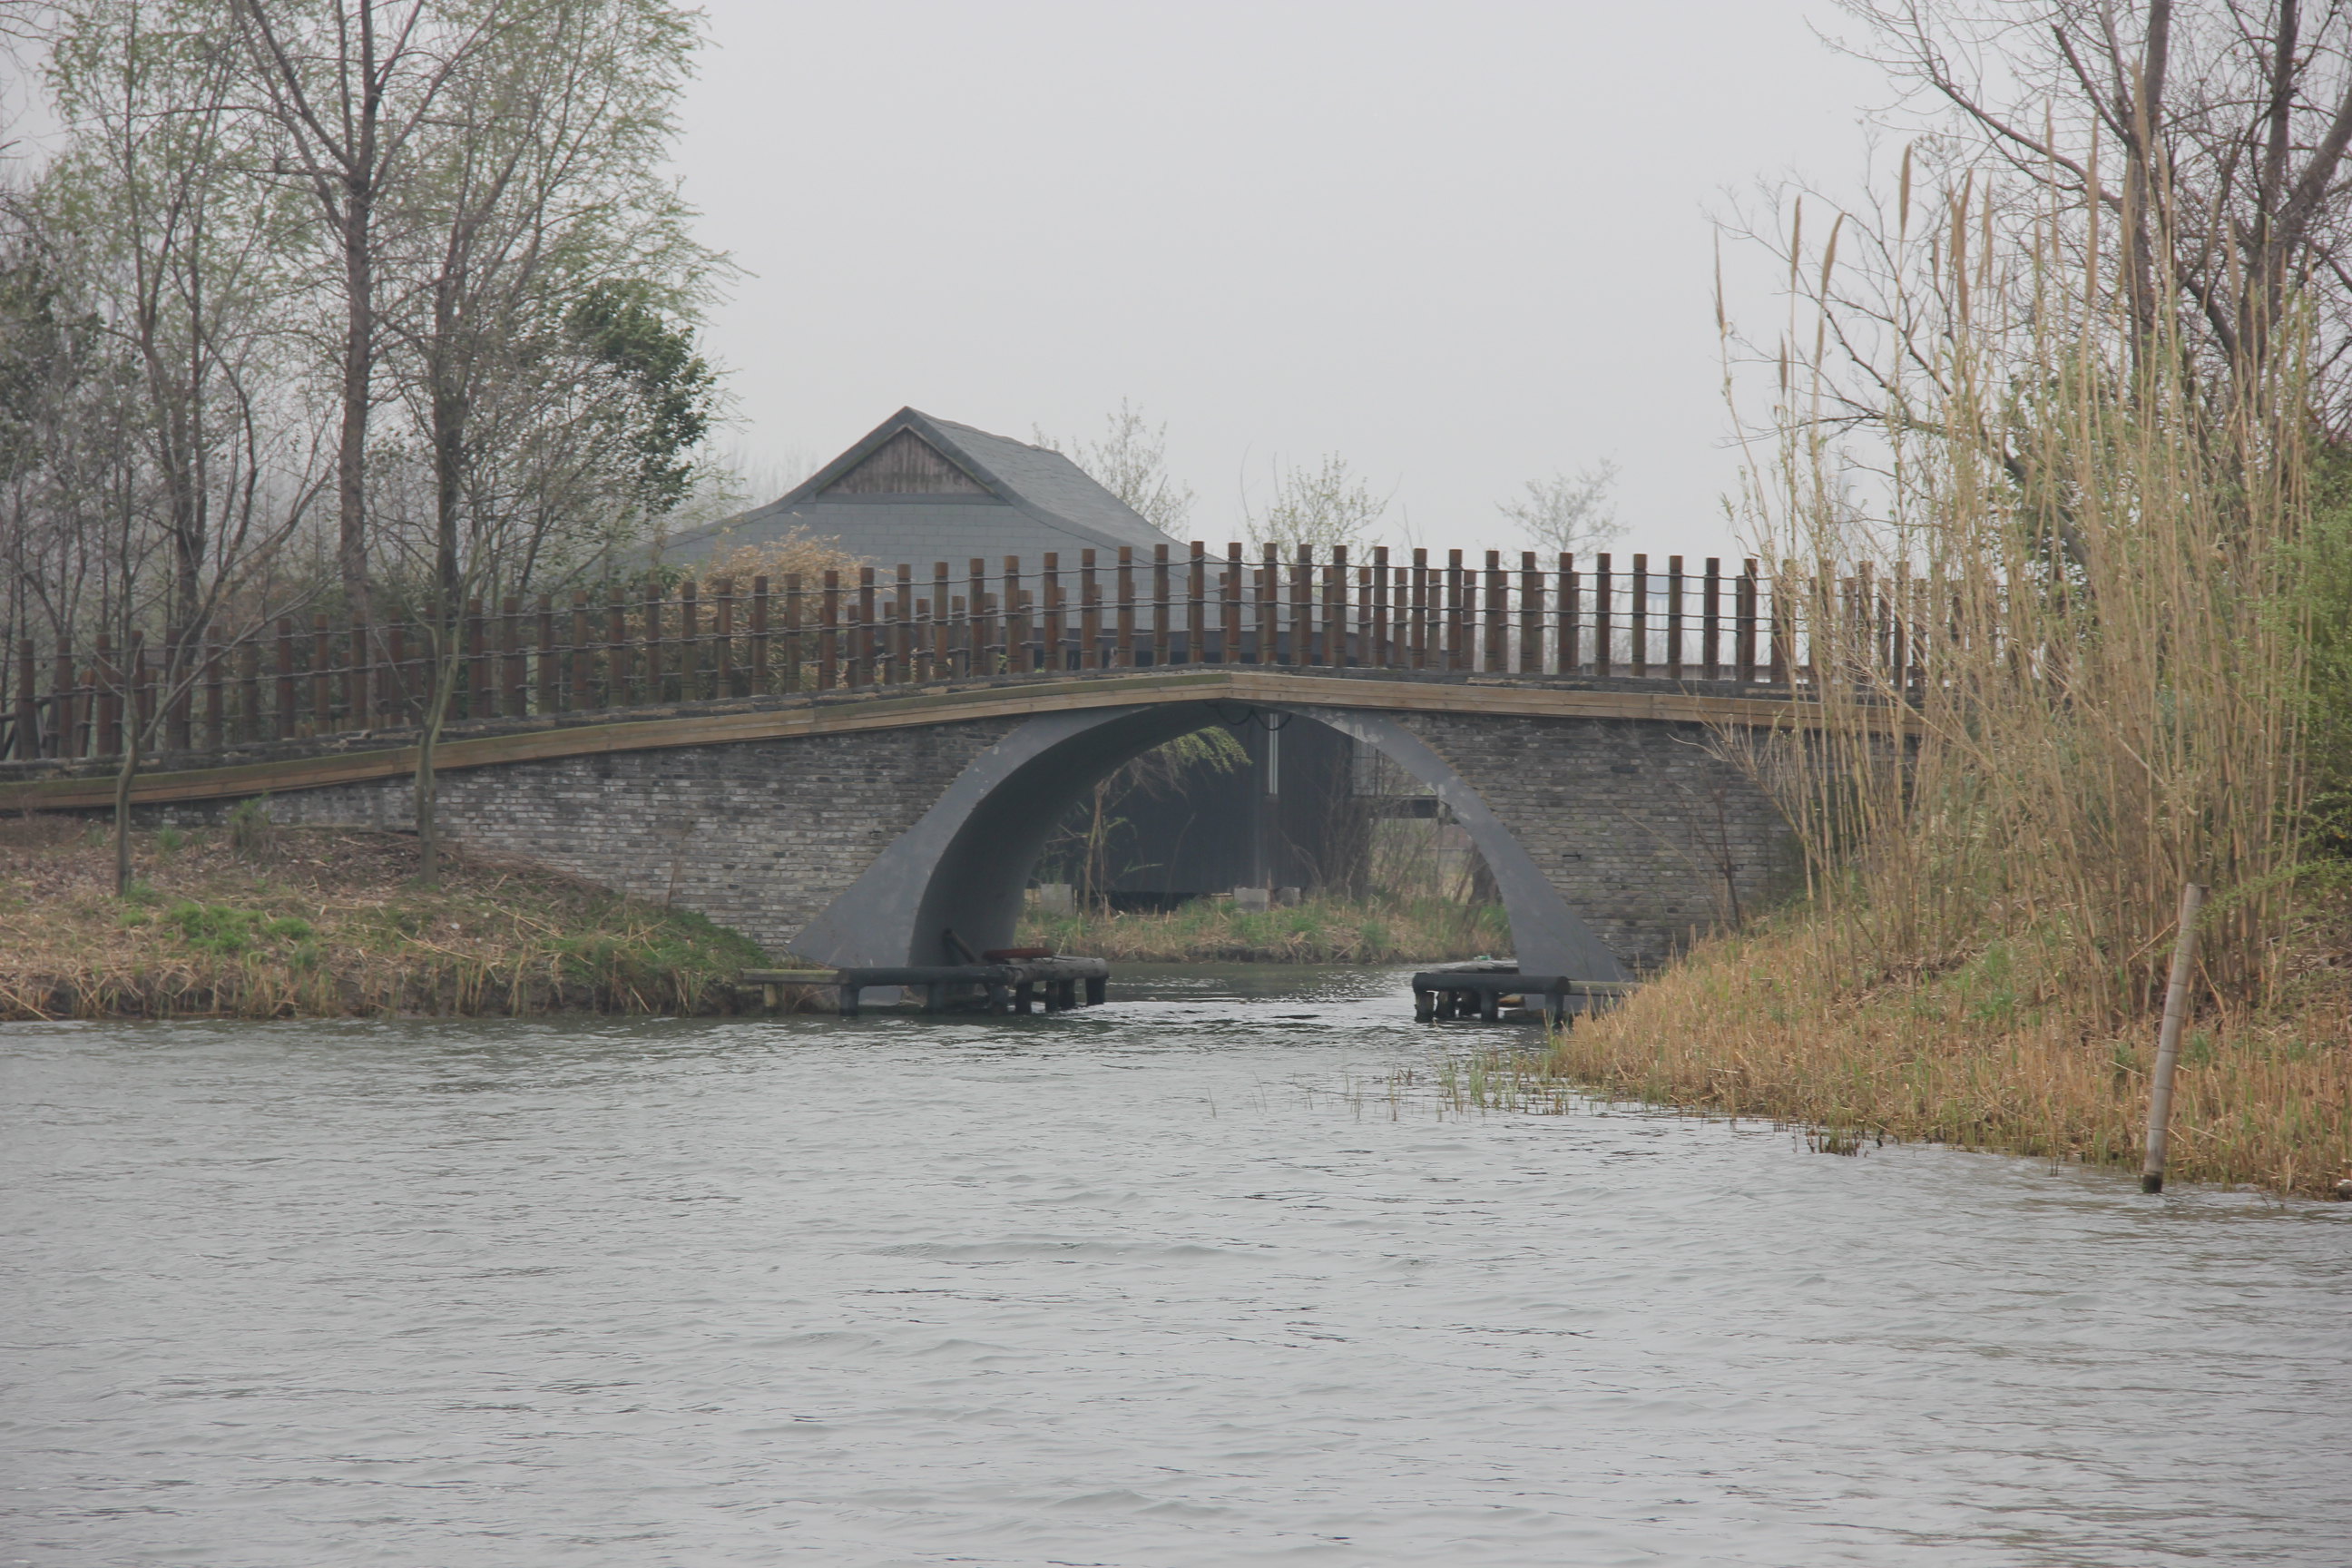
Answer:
[[112, 687, 142, 897], [338, 184, 374, 618]]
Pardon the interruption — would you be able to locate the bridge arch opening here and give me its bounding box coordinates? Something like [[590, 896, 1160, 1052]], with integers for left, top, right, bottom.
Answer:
[[790, 701, 1631, 985]]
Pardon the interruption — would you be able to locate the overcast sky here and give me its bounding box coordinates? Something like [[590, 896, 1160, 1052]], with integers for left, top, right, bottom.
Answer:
[[678, 1, 1889, 561]]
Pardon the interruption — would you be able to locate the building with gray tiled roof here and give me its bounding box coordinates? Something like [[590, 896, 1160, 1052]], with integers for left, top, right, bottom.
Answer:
[[657, 407, 1182, 569]]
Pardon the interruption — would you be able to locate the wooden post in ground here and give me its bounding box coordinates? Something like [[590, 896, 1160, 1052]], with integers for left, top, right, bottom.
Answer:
[[2141, 882, 2209, 1194]]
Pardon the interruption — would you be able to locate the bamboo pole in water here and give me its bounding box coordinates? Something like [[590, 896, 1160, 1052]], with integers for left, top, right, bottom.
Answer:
[[2141, 882, 2208, 1194]]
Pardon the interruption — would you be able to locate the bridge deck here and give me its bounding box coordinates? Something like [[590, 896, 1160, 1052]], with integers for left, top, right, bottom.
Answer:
[[0, 666, 1888, 813]]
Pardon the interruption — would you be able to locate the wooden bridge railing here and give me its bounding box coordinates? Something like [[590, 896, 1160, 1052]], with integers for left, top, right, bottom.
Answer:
[[0, 545, 1935, 761]]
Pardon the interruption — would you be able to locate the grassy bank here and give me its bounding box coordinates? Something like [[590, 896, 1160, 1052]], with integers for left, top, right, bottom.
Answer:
[[0, 818, 766, 1019], [1494, 903, 2352, 1200], [1020, 895, 1510, 964]]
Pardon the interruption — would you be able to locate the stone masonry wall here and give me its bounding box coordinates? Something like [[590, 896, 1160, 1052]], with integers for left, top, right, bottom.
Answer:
[[136, 707, 1794, 972], [1396, 712, 1799, 971], [148, 721, 1018, 959]]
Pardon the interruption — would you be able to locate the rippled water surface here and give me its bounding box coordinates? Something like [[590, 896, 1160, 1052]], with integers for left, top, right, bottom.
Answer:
[[4, 966, 2347, 1566]]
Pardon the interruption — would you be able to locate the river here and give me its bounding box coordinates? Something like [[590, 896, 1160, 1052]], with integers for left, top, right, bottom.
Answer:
[[3, 965, 2346, 1566]]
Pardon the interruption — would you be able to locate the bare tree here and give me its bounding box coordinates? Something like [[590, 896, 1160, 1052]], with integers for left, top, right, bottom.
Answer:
[[1034, 398, 1197, 534], [232, 0, 499, 617], [24, 2, 324, 891], [1243, 451, 1391, 553], [1772, 2, 2352, 436], [1499, 460, 1624, 554]]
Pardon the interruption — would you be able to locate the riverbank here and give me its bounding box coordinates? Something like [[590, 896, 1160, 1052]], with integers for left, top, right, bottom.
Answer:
[[1018, 894, 1510, 964], [0, 818, 765, 1019], [1527, 903, 2352, 1200]]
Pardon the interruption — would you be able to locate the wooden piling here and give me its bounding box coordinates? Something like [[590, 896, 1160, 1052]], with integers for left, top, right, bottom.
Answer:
[[2141, 882, 2209, 1194]]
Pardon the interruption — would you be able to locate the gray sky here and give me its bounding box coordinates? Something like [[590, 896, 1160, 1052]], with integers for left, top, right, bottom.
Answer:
[[678, 0, 1888, 562]]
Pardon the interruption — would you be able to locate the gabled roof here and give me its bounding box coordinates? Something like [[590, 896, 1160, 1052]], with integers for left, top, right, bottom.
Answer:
[[658, 407, 1181, 567]]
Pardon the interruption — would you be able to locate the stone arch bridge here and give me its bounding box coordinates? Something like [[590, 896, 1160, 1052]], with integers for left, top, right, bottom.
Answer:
[[0, 668, 1810, 981]]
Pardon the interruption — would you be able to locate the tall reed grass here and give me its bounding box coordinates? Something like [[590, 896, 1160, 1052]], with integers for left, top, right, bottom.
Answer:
[[1561, 154, 2345, 1196]]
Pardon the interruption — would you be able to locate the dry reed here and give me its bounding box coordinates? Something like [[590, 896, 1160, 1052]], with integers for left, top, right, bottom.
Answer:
[[1556, 151, 2345, 1196]]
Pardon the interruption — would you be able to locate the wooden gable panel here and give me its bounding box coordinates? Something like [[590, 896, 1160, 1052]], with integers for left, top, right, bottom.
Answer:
[[822, 428, 990, 495]]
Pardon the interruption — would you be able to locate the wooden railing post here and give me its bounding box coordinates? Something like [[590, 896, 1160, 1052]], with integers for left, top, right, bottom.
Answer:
[[13, 638, 35, 760], [1150, 545, 1171, 666], [465, 598, 488, 718], [1770, 560, 1795, 686], [748, 578, 771, 697], [162, 628, 190, 750], [1667, 554, 1686, 681], [1186, 542, 1208, 665], [1444, 550, 1465, 671], [713, 580, 737, 697], [1735, 559, 1759, 683], [931, 562, 952, 679], [1702, 558, 1722, 680], [1039, 554, 1063, 674], [132, 632, 153, 741], [1324, 546, 1346, 666], [1370, 545, 1391, 668], [271, 619, 295, 740], [677, 581, 701, 701], [644, 580, 668, 703], [889, 564, 911, 683], [1080, 550, 1102, 670], [91, 632, 118, 757], [237, 639, 261, 743], [1001, 557, 1024, 674], [1483, 549, 1506, 672], [1558, 554, 1579, 675], [1258, 544, 1279, 665], [535, 593, 558, 712], [311, 615, 333, 730], [604, 589, 630, 707], [1409, 548, 1429, 670], [1629, 554, 1649, 678], [1519, 551, 1543, 674], [1232, 543, 1250, 667], [785, 573, 806, 693], [1115, 547, 1136, 668], [857, 567, 881, 687], [571, 591, 593, 710], [50, 647, 74, 757], [1592, 554, 1613, 678], [381, 625, 406, 728], [965, 559, 987, 678]]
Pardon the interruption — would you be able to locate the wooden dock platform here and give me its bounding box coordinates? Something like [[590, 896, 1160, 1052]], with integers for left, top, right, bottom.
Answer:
[[1409, 964, 1635, 1024], [742, 956, 1112, 1017]]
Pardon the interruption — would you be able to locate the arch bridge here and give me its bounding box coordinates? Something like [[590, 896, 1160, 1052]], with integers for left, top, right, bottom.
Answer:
[[0, 548, 1896, 977]]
